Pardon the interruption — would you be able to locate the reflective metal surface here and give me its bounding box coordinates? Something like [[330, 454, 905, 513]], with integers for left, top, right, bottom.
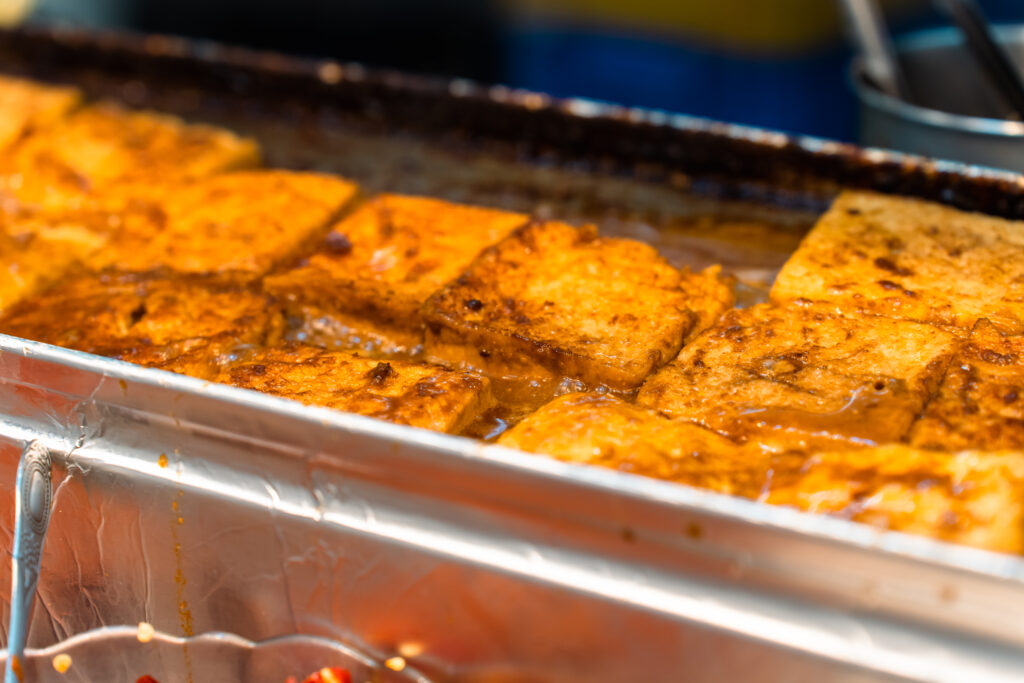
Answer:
[[0, 338, 1023, 681], [854, 25, 1024, 171]]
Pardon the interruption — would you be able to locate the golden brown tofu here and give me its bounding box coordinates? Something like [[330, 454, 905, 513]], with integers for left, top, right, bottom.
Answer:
[[0, 213, 106, 312], [764, 445, 1024, 554], [0, 102, 260, 209], [0, 75, 81, 151], [498, 392, 768, 495], [637, 303, 960, 452], [911, 320, 1024, 450], [423, 221, 725, 394], [264, 194, 528, 353], [90, 171, 358, 281], [216, 345, 493, 433], [0, 274, 283, 377], [772, 190, 1024, 333]]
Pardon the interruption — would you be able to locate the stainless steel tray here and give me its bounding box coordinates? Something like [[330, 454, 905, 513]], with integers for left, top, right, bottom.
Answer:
[[1, 25, 1024, 683]]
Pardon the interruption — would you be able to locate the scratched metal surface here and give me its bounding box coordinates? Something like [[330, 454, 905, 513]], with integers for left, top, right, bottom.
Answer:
[[0, 26, 1023, 682]]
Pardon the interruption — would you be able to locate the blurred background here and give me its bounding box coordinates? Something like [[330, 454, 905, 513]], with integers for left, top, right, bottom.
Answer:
[[7, 0, 1024, 141]]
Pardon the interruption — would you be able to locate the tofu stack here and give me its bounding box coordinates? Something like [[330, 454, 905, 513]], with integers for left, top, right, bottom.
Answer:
[[4, 73, 1024, 555]]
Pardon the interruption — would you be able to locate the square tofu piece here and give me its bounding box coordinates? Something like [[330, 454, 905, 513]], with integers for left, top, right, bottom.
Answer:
[[423, 221, 726, 392], [498, 392, 768, 496], [0, 102, 260, 209], [215, 345, 493, 433], [91, 171, 358, 281], [764, 445, 1024, 554], [0, 274, 284, 378], [637, 303, 960, 452], [0, 75, 81, 151], [263, 194, 528, 353], [0, 212, 107, 311], [911, 320, 1024, 450], [772, 190, 1024, 333]]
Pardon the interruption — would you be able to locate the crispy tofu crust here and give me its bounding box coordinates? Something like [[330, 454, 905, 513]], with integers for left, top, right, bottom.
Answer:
[[423, 221, 713, 393], [764, 445, 1024, 554], [0, 209, 107, 311], [637, 303, 960, 451], [0, 274, 283, 377], [498, 392, 768, 495], [0, 102, 260, 209], [771, 190, 1024, 333], [90, 170, 358, 281], [0, 75, 81, 151], [216, 345, 493, 433], [911, 320, 1024, 450], [264, 194, 528, 353]]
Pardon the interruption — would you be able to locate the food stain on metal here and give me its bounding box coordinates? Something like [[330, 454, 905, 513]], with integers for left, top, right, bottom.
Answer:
[[685, 522, 703, 540], [384, 656, 406, 672], [137, 621, 155, 643], [51, 653, 72, 673], [620, 526, 637, 543], [118, 379, 127, 392], [157, 453, 168, 468]]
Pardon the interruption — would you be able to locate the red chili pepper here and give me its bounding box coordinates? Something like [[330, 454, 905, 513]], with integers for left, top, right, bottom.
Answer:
[[136, 676, 161, 683]]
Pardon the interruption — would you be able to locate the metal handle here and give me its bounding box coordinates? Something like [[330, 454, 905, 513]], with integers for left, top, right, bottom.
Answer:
[[838, 0, 911, 101], [5, 441, 52, 683]]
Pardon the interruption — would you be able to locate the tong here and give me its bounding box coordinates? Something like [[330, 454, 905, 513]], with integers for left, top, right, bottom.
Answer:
[[5, 442, 53, 683]]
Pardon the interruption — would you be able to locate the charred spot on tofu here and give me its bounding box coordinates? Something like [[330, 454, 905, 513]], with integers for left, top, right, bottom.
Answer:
[[772, 190, 1024, 333], [911, 319, 1024, 450], [764, 445, 1024, 554], [422, 220, 731, 397], [216, 345, 493, 433], [637, 303, 959, 452], [263, 194, 528, 354]]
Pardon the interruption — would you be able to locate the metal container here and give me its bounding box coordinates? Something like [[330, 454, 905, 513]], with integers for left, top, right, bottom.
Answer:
[[1, 25, 1024, 683], [854, 25, 1024, 172]]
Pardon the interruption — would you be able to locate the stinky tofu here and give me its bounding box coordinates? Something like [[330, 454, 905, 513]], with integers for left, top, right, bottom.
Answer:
[[637, 303, 960, 452], [90, 170, 358, 281], [497, 392, 767, 495], [0, 274, 283, 376], [423, 221, 729, 393], [764, 445, 1024, 554], [216, 345, 493, 433], [0, 75, 81, 151], [0, 102, 260, 209], [263, 194, 528, 353], [771, 190, 1024, 333], [911, 319, 1024, 450]]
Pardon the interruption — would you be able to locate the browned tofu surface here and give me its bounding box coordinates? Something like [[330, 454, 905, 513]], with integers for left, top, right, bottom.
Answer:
[[423, 221, 725, 394], [764, 445, 1024, 554], [498, 392, 768, 495], [637, 303, 960, 452], [772, 190, 1024, 333], [0, 274, 283, 377], [0, 102, 260, 209], [90, 171, 358, 281], [216, 345, 493, 433], [911, 320, 1024, 450], [0, 75, 81, 151], [0, 210, 107, 311], [264, 194, 528, 353]]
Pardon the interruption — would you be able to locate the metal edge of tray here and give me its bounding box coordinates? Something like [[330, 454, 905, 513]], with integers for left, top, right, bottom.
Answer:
[[3, 24, 1024, 218], [2, 335, 1024, 681]]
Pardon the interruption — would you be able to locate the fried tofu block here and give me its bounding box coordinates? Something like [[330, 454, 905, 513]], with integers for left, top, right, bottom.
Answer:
[[0, 102, 260, 209], [0, 213, 107, 311], [90, 171, 358, 281], [264, 194, 528, 353], [911, 320, 1024, 450], [0, 274, 283, 377], [637, 303, 960, 452], [0, 75, 81, 151], [764, 445, 1024, 554], [498, 392, 768, 495], [423, 221, 723, 393], [772, 190, 1024, 333], [216, 345, 493, 433]]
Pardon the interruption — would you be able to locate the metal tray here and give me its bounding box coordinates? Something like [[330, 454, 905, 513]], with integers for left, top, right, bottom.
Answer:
[[0, 25, 1024, 683]]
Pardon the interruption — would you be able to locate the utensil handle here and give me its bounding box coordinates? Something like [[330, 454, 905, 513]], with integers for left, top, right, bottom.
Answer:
[[838, 0, 910, 100], [5, 442, 52, 683], [934, 0, 1024, 120]]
